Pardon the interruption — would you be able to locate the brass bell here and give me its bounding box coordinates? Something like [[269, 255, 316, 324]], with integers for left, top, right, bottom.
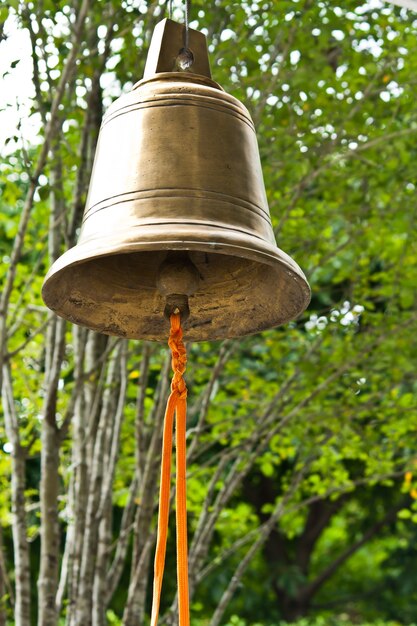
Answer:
[[42, 19, 310, 341]]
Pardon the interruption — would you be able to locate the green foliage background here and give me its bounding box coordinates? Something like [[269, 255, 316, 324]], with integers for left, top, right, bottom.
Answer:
[[1, 1, 417, 625]]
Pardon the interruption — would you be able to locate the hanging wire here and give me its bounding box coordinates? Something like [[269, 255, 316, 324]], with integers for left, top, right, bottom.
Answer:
[[171, 0, 194, 70], [178, 0, 193, 69], [183, 0, 190, 50], [167, 0, 190, 38]]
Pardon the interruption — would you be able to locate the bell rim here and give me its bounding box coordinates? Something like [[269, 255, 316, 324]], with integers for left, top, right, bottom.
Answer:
[[42, 232, 311, 325]]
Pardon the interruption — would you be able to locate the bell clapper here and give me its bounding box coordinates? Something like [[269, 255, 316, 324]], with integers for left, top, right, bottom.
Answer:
[[156, 252, 200, 322]]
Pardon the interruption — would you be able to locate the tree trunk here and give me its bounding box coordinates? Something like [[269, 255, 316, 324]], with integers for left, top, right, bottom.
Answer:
[[2, 367, 31, 626], [75, 348, 120, 625], [10, 450, 31, 626], [0, 526, 8, 625], [38, 314, 66, 626], [37, 418, 61, 626], [92, 500, 112, 626]]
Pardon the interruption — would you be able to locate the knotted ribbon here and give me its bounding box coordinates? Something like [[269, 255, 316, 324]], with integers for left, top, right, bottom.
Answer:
[[150, 312, 189, 626]]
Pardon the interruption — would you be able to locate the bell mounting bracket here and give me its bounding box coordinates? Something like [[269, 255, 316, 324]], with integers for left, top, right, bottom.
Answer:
[[143, 18, 212, 79]]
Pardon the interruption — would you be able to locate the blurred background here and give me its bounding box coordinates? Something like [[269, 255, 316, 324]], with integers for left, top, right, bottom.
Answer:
[[0, 1, 417, 625]]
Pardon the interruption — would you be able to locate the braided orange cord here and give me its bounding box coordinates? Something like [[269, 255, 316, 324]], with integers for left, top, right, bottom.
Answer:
[[150, 313, 190, 626]]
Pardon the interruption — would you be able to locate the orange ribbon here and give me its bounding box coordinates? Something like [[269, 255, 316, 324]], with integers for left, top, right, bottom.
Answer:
[[150, 312, 189, 626]]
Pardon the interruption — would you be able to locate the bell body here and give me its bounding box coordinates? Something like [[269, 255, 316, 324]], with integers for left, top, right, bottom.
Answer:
[[42, 21, 310, 341], [81, 72, 277, 262]]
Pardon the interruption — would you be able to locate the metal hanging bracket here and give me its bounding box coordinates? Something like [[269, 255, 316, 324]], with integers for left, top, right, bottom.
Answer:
[[143, 18, 212, 79]]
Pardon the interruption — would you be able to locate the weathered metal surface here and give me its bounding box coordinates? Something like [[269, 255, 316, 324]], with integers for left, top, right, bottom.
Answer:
[[42, 19, 310, 341]]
